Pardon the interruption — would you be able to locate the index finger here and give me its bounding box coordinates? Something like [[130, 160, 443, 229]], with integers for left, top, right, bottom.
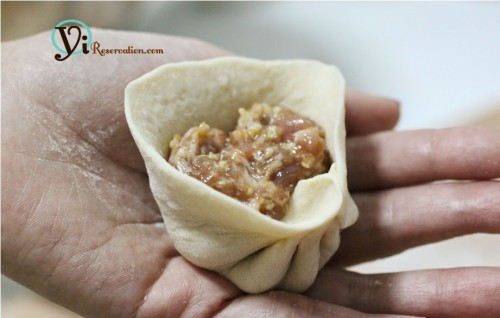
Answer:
[[345, 89, 400, 136]]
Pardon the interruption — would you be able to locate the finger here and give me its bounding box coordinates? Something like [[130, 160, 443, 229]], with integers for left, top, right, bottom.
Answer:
[[215, 291, 418, 318], [135, 258, 415, 318], [306, 267, 500, 318], [348, 127, 500, 190], [330, 181, 500, 266], [345, 89, 400, 136]]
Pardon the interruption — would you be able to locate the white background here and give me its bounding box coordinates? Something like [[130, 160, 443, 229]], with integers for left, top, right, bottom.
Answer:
[[137, 2, 500, 130]]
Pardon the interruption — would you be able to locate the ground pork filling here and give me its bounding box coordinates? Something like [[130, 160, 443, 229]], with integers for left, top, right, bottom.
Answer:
[[168, 103, 330, 220]]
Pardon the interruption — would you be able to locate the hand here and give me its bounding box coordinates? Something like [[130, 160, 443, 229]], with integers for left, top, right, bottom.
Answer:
[[2, 30, 499, 318]]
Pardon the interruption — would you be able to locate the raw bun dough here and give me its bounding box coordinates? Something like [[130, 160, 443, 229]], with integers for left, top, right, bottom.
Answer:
[[125, 57, 358, 293]]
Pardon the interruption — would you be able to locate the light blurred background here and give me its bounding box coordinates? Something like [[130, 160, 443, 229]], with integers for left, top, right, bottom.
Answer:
[[2, 2, 500, 317]]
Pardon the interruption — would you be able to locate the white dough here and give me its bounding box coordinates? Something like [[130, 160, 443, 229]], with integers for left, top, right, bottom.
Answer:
[[125, 57, 358, 293]]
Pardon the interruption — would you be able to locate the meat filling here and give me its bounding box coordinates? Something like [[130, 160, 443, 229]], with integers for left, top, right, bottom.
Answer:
[[168, 103, 330, 220]]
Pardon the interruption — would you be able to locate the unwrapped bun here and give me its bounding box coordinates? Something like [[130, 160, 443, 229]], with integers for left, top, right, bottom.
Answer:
[[125, 57, 358, 293]]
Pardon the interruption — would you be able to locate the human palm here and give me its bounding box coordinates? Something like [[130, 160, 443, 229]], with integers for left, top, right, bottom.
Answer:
[[2, 30, 499, 318]]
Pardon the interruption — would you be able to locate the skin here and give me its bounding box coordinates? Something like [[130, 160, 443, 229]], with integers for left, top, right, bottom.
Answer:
[[2, 29, 500, 318]]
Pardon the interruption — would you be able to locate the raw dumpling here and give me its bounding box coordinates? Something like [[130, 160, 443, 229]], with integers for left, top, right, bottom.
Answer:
[[124, 57, 358, 293]]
